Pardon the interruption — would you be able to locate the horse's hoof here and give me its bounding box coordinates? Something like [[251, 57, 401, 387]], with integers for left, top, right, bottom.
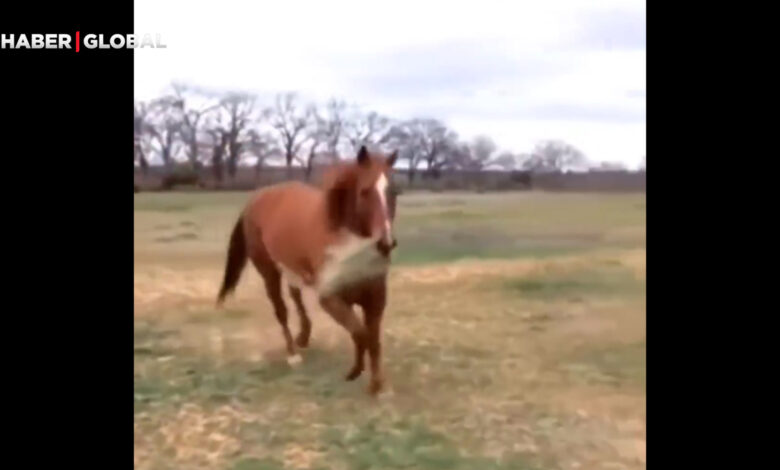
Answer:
[[367, 379, 385, 396], [345, 367, 363, 381], [286, 354, 303, 367]]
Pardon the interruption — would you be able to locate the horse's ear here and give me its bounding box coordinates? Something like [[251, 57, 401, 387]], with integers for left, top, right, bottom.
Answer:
[[387, 150, 398, 168], [356, 145, 369, 166]]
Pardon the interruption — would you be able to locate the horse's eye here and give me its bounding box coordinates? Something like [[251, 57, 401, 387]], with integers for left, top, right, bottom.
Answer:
[[360, 188, 372, 198]]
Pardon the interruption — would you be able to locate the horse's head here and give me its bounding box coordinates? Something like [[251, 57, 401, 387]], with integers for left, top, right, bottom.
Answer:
[[324, 145, 399, 256]]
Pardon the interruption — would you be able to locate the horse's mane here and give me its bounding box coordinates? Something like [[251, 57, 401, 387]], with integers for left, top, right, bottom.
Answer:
[[320, 161, 359, 193], [320, 161, 361, 232]]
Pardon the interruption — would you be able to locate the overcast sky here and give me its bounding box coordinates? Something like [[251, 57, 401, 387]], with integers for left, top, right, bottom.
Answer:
[[135, 0, 646, 169]]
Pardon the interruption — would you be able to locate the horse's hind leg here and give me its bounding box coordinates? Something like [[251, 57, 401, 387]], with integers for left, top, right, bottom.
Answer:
[[288, 286, 312, 348], [319, 295, 367, 381], [254, 260, 299, 364]]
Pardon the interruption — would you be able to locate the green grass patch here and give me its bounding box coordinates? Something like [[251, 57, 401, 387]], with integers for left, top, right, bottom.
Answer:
[[322, 419, 535, 470], [134, 191, 646, 470], [393, 228, 592, 265], [229, 458, 286, 470], [561, 340, 646, 388], [506, 266, 643, 300]]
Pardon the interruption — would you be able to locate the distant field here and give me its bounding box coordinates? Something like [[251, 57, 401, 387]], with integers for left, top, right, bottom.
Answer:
[[134, 190, 646, 470], [134, 191, 646, 265]]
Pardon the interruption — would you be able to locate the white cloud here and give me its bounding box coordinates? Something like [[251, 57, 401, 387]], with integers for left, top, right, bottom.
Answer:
[[135, 0, 646, 168]]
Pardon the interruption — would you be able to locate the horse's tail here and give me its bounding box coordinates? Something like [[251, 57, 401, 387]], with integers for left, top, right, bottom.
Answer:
[[217, 215, 247, 306]]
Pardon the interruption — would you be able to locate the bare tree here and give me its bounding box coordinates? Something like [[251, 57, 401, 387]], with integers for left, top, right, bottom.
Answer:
[[133, 101, 152, 175], [380, 124, 419, 182], [593, 161, 628, 171], [423, 123, 459, 177], [344, 108, 394, 152], [391, 119, 458, 181], [321, 99, 347, 158], [515, 152, 532, 169], [301, 105, 329, 181], [452, 141, 521, 172], [146, 96, 182, 171], [245, 129, 281, 178], [491, 151, 519, 171], [218, 92, 256, 179], [463, 135, 498, 171], [213, 131, 230, 184], [171, 83, 218, 172], [304, 138, 324, 181], [522, 140, 588, 172], [135, 85, 613, 193], [268, 92, 310, 177], [203, 111, 229, 184]]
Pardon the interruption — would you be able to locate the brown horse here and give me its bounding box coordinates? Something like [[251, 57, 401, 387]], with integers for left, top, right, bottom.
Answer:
[[217, 146, 398, 395]]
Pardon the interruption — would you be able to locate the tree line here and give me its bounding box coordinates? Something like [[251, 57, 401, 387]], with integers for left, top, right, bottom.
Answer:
[[134, 83, 619, 185]]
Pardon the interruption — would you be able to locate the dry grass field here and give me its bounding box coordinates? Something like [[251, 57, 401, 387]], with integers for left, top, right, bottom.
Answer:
[[134, 190, 646, 470]]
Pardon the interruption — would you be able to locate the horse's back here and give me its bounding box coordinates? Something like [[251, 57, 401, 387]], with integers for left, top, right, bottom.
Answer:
[[248, 180, 317, 209], [243, 181, 325, 270]]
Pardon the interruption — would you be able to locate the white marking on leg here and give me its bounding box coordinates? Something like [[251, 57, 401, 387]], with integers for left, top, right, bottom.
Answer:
[[376, 386, 395, 398], [277, 263, 306, 290], [287, 353, 303, 366]]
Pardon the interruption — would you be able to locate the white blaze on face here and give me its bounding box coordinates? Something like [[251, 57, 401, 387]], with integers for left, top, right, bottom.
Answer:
[[375, 173, 392, 239]]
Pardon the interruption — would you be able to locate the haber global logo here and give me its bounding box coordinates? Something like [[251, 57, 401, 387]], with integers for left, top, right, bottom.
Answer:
[[1, 33, 166, 51]]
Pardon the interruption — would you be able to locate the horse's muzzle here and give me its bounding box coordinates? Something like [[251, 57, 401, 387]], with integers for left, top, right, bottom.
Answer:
[[376, 238, 398, 257]]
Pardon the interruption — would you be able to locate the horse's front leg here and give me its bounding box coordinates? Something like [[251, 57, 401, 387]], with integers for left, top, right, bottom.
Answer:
[[360, 280, 387, 395], [319, 295, 367, 381]]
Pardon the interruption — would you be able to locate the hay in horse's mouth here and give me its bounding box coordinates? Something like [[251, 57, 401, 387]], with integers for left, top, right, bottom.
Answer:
[[318, 235, 391, 296], [376, 238, 397, 258]]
